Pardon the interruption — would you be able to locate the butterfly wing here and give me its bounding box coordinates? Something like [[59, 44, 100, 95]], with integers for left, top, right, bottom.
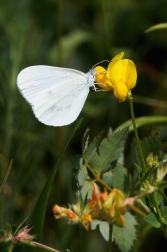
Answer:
[[17, 65, 88, 105], [17, 66, 91, 126], [33, 79, 89, 126]]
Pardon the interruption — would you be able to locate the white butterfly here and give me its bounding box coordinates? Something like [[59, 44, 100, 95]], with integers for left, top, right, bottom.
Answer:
[[17, 65, 97, 127]]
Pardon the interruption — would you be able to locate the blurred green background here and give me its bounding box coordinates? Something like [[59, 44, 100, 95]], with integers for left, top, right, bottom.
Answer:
[[1, 0, 167, 251]]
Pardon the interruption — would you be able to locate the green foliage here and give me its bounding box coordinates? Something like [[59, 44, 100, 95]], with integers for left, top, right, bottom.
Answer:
[[24, 119, 82, 245], [91, 220, 109, 241], [144, 213, 161, 228], [131, 135, 161, 170], [84, 127, 129, 174], [2, 1, 167, 252], [113, 213, 137, 252], [112, 164, 131, 193]]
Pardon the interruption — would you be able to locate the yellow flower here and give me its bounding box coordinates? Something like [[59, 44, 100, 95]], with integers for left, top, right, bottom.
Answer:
[[94, 66, 113, 91], [94, 52, 137, 102]]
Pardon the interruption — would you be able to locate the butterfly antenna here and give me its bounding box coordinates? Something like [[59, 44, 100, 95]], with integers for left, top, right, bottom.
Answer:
[[92, 59, 110, 69]]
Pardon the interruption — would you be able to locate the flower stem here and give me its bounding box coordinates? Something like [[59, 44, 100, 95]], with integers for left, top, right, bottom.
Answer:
[[109, 224, 113, 252], [128, 92, 147, 172], [32, 241, 61, 252], [85, 161, 112, 191], [151, 192, 167, 237]]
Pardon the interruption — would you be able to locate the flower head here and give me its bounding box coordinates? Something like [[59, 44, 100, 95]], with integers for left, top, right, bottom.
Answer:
[[94, 52, 137, 102]]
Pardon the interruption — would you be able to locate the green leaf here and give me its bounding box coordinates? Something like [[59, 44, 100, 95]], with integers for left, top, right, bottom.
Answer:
[[83, 130, 104, 163], [115, 116, 167, 133], [113, 212, 137, 252], [23, 119, 82, 251], [5, 222, 13, 234], [145, 23, 167, 33], [91, 220, 109, 241], [81, 181, 94, 201], [144, 212, 160, 228], [112, 164, 130, 193], [82, 128, 90, 154], [161, 206, 167, 225], [131, 135, 161, 168], [142, 191, 163, 208], [89, 127, 129, 173], [78, 163, 88, 186], [14, 213, 31, 235]]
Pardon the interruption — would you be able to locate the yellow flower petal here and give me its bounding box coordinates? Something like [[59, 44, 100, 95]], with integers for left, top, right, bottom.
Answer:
[[107, 52, 124, 79], [125, 60, 137, 89], [109, 59, 137, 90], [114, 80, 128, 102], [94, 66, 113, 91]]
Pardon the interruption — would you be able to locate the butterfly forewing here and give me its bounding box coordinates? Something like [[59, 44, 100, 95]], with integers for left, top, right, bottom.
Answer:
[[17, 66, 88, 105], [17, 65, 93, 126], [34, 80, 89, 126]]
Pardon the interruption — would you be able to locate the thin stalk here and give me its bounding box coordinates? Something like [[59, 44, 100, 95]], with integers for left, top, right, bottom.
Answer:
[[128, 92, 147, 172], [85, 162, 112, 191], [109, 224, 113, 252], [158, 189, 167, 203], [151, 192, 167, 237], [32, 241, 60, 252], [8, 243, 15, 252]]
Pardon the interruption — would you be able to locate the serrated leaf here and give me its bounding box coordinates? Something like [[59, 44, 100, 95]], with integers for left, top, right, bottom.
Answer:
[[112, 164, 130, 193], [144, 212, 160, 228], [78, 165, 88, 186], [82, 128, 90, 154], [102, 170, 113, 187], [131, 135, 161, 168], [113, 212, 137, 252], [81, 181, 93, 201], [89, 127, 129, 173], [83, 131, 104, 163], [91, 220, 109, 241]]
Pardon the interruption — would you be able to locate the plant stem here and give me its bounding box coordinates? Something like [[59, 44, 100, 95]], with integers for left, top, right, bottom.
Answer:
[[158, 189, 167, 203], [151, 192, 167, 237], [8, 243, 14, 252], [109, 224, 113, 252], [85, 162, 112, 191], [128, 92, 147, 172], [32, 241, 61, 252]]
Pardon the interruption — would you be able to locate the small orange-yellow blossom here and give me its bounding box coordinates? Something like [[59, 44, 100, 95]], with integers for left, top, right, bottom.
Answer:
[[53, 183, 137, 230], [94, 52, 137, 102]]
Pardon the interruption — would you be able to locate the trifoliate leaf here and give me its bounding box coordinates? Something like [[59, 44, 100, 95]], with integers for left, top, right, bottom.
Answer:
[[91, 220, 110, 241], [112, 163, 130, 193], [89, 127, 129, 173], [144, 212, 160, 228], [113, 212, 137, 252]]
